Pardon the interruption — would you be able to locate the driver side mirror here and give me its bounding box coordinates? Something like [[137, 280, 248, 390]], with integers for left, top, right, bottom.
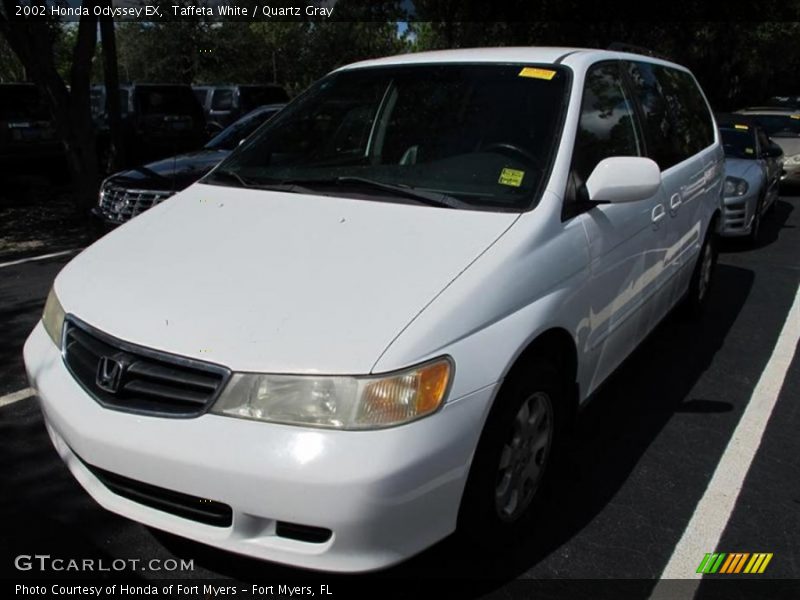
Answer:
[[763, 143, 783, 159], [585, 157, 662, 203]]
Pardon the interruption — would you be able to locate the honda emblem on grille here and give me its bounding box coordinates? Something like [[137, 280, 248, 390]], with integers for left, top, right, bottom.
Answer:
[[96, 356, 126, 393]]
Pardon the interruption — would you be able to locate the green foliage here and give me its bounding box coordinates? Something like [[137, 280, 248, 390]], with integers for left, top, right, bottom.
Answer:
[[112, 0, 409, 92], [408, 20, 800, 110], [0, 32, 23, 81]]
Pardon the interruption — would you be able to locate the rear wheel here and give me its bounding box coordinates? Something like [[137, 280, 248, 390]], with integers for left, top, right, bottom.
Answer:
[[458, 357, 563, 542], [684, 223, 717, 316]]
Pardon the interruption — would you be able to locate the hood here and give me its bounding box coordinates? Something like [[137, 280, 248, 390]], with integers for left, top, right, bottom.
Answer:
[[107, 149, 229, 192], [57, 184, 519, 374], [771, 136, 800, 158], [724, 157, 759, 180]]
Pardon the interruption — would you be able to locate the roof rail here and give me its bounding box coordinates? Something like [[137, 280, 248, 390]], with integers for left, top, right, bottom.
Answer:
[[607, 42, 670, 61]]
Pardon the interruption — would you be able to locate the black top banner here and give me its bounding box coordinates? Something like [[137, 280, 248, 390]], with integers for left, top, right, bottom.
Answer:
[[7, 0, 800, 23]]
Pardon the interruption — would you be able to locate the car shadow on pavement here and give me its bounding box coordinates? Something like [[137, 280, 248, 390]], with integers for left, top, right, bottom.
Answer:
[[0, 400, 148, 580], [0, 194, 101, 263], [150, 261, 758, 592]]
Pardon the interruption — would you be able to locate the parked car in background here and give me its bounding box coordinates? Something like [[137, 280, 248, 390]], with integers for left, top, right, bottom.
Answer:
[[93, 104, 284, 225], [196, 84, 289, 132], [0, 83, 65, 180], [26, 47, 723, 573], [716, 114, 782, 243], [92, 83, 207, 168], [736, 107, 800, 189], [763, 95, 800, 110], [192, 85, 214, 110]]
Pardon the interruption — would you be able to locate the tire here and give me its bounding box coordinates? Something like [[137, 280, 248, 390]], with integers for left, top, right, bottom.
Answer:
[[684, 223, 718, 316], [457, 357, 564, 543]]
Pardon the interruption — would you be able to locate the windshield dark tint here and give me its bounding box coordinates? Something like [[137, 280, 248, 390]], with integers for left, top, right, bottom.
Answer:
[[720, 127, 757, 159], [206, 108, 281, 150], [206, 64, 569, 211], [0, 86, 50, 121], [136, 86, 201, 116], [239, 86, 289, 112], [750, 114, 800, 137]]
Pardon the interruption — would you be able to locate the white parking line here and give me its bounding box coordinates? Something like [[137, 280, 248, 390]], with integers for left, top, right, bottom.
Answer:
[[0, 387, 35, 408], [0, 248, 81, 269], [650, 283, 800, 596]]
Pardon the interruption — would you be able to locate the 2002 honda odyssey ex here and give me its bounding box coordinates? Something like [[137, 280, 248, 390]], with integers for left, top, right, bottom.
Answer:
[[24, 48, 723, 572]]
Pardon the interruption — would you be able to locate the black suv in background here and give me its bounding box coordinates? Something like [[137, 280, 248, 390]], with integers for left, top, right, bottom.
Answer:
[[92, 83, 207, 168], [93, 103, 284, 226], [195, 84, 289, 132], [0, 83, 65, 181]]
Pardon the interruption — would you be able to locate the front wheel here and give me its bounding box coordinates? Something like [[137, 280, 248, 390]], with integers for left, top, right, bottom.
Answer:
[[458, 358, 563, 542]]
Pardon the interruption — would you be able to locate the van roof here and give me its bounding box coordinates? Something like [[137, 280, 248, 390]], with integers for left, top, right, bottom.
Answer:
[[338, 46, 685, 72]]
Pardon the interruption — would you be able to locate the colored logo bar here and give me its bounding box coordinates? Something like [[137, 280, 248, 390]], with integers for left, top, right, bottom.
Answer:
[[696, 552, 773, 574]]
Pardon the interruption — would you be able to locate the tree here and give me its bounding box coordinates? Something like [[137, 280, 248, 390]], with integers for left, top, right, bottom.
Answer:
[[0, 1, 100, 209], [100, 17, 125, 171], [0, 32, 24, 81]]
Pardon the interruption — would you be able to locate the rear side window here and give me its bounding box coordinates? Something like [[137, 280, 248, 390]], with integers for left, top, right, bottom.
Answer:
[[572, 62, 642, 183], [212, 89, 234, 111], [626, 61, 713, 169]]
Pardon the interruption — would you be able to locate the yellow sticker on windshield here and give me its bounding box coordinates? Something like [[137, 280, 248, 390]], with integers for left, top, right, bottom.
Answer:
[[499, 168, 525, 187], [734, 124, 749, 130], [518, 67, 557, 80], [745, 147, 754, 154]]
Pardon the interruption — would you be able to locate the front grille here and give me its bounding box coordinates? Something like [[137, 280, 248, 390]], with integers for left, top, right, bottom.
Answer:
[[63, 318, 230, 417], [723, 200, 748, 230], [98, 185, 173, 223], [81, 458, 233, 527]]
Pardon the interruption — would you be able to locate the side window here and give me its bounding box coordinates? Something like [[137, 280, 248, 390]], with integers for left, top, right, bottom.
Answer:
[[572, 62, 642, 184], [212, 89, 234, 111], [625, 61, 682, 169], [654, 66, 714, 162], [664, 67, 713, 153]]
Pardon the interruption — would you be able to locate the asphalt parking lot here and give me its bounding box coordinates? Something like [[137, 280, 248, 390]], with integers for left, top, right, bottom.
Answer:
[[1, 195, 798, 598]]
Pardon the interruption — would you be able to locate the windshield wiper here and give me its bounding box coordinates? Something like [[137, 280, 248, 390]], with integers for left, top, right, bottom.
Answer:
[[278, 176, 469, 209]]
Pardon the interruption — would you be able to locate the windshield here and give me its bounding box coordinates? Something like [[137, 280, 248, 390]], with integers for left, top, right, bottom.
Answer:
[[239, 86, 290, 112], [0, 85, 50, 121], [136, 86, 202, 117], [205, 107, 282, 150], [720, 127, 757, 159], [749, 114, 800, 138], [204, 64, 569, 211]]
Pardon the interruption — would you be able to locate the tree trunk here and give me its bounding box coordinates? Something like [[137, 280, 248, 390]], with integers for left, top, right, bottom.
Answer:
[[100, 16, 125, 172], [0, 1, 100, 212]]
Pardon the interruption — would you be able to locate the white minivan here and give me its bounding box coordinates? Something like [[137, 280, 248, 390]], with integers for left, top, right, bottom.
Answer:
[[24, 47, 723, 572]]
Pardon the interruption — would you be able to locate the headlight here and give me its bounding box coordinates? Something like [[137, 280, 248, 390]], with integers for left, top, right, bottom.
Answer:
[[724, 176, 748, 197], [212, 357, 453, 430], [42, 287, 66, 349], [784, 153, 800, 166]]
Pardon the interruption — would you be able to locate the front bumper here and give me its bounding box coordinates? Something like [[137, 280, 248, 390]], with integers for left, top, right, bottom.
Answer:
[[23, 322, 495, 572], [720, 192, 759, 237], [780, 164, 800, 186]]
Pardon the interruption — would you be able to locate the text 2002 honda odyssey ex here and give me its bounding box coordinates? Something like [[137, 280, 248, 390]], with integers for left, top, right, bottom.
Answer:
[[25, 48, 723, 572]]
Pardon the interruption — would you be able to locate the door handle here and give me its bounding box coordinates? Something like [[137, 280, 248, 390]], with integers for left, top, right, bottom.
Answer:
[[669, 193, 682, 214], [652, 204, 666, 225]]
